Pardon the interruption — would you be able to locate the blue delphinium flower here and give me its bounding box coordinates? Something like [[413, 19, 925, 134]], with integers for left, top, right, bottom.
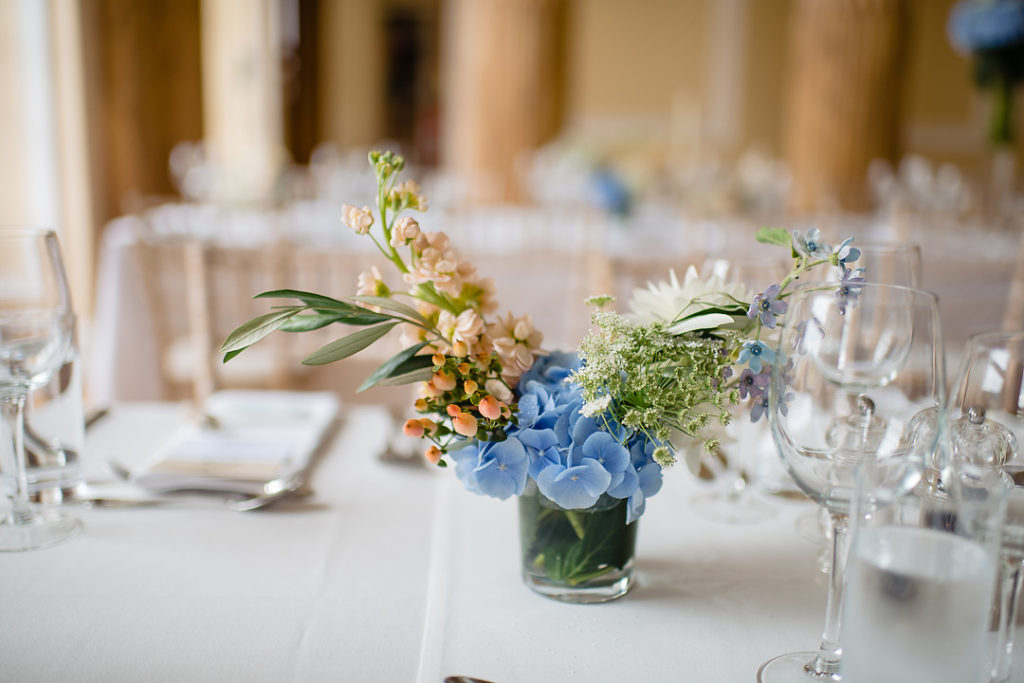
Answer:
[[792, 228, 831, 259], [833, 237, 862, 275], [747, 283, 788, 328], [750, 388, 791, 423], [737, 367, 770, 400], [738, 340, 775, 374], [836, 269, 867, 315]]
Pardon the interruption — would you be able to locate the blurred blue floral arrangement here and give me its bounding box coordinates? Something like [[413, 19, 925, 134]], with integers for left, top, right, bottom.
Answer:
[[949, 0, 1024, 145]]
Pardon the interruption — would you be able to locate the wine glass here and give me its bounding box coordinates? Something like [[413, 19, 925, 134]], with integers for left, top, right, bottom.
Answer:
[[757, 282, 945, 682], [841, 241, 922, 288], [690, 256, 790, 524], [0, 228, 80, 550], [947, 331, 1024, 682], [795, 242, 924, 557]]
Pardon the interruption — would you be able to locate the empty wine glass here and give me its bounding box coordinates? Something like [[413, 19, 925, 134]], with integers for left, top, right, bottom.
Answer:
[[947, 331, 1024, 682], [0, 228, 80, 550], [796, 241, 924, 559], [840, 242, 922, 289], [690, 256, 790, 524], [757, 282, 945, 682]]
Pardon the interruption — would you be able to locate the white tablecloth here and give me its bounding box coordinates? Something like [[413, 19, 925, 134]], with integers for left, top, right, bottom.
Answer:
[[0, 402, 843, 682]]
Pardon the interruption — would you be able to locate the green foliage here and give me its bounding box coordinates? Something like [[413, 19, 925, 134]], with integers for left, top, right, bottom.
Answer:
[[301, 323, 398, 366], [358, 342, 432, 392], [754, 227, 791, 247], [220, 307, 304, 356]]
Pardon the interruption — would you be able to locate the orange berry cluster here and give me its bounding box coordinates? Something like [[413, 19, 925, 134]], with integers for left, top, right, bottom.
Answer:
[[403, 351, 515, 464]]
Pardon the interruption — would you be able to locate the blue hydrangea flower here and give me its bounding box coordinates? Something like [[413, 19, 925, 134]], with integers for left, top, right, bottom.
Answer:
[[836, 269, 866, 315], [833, 237, 861, 275], [792, 228, 831, 259], [455, 438, 529, 500], [747, 283, 788, 329], [453, 351, 664, 518], [737, 367, 770, 400], [738, 340, 776, 374], [536, 455, 613, 509], [519, 350, 581, 389]]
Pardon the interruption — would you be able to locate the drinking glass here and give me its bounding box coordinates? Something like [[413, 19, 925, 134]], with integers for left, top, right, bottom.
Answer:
[[0, 228, 80, 550], [796, 242, 924, 560], [947, 331, 1024, 682], [841, 459, 1007, 683], [842, 241, 922, 289], [757, 282, 945, 682], [690, 256, 790, 524]]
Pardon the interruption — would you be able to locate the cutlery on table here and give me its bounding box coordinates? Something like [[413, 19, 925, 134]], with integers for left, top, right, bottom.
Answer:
[[82, 470, 310, 512]]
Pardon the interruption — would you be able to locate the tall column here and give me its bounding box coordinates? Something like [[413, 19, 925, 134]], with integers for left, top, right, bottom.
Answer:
[[318, 0, 384, 150], [201, 0, 285, 204], [783, 0, 905, 213], [441, 0, 564, 204]]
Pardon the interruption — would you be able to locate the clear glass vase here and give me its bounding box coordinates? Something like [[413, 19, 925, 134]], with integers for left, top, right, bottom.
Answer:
[[517, 480, 637, 603]]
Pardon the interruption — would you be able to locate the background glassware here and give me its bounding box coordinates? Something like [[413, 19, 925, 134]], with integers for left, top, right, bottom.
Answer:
[[840, 460, 1007, 683], [689, 256, 790, 524], [0, 228, 81, 550], [947, 331, 1024, 683], [839, 241, 922, 288], [757, 282, 945, 682], [21, 321, 85, 503]]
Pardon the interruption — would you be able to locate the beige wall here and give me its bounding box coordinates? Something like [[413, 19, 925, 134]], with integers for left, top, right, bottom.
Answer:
[[561, 0, 1021, 177]]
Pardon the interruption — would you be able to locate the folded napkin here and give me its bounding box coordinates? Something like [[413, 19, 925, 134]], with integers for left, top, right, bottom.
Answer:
[[132, 390, 340, 495]]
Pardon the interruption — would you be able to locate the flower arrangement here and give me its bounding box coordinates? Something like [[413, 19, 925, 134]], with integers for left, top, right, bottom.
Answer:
[[221, 151, 859, 599], [948, 0, 1024, 145]]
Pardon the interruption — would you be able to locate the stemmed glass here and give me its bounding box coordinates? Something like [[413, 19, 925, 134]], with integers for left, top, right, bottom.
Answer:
[[757, 282, 945, 682], [839, 242, 922, 289], [0, 228, 80, 550], [795, 242, 924, 558], [947, 331, 1024, 682]]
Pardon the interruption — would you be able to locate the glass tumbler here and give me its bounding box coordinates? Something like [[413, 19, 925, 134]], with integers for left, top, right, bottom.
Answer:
[[840, 462, 1009, 683]]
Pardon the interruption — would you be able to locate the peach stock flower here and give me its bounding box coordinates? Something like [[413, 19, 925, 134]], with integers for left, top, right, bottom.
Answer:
[[485, 379, 513, 402], [437, 308, 485, 350], [390, 216, 421, 247], [488, 313, 543, 382], [341, 204, 374, 234], [356, 266, 387, 296]]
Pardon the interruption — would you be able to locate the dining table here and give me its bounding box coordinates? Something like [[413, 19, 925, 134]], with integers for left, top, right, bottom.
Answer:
[[0, 401, 892, 682]]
